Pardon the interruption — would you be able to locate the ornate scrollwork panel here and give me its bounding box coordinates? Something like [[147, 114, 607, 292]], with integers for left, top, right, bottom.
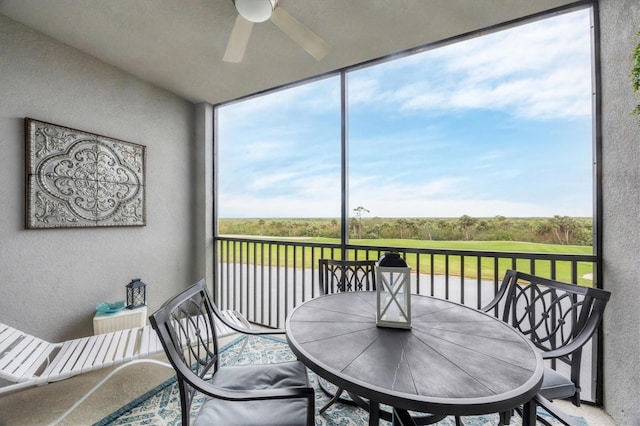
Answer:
[[25, 118, 146, 228]]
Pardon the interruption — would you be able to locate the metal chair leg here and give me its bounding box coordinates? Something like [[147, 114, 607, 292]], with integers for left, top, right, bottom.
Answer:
[[534, 395, 581, 426]]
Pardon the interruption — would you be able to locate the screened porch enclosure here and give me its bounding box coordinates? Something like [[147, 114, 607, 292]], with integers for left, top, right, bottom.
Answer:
[[212, 1, 602, 412]]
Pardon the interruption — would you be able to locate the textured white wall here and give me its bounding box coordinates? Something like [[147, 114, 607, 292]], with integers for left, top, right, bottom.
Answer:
[[599, 0, 640, 424], [0, 14, 196, 340]]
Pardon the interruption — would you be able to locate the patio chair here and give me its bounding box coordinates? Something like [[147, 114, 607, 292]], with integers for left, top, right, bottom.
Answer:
[[316, 258, 376, 413], [316, 259, 448, 425], [318, 258, 377, 296], [149, 279, 315, 426], [482, 269, 611, 426]]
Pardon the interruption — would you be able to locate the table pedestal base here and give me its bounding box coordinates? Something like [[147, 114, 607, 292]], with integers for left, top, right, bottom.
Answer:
[[317, 378, 357, 414], [348, 392, 447, 425]]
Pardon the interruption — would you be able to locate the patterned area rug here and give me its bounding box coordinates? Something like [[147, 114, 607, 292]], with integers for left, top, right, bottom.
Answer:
[[94, 336, 586, 426]]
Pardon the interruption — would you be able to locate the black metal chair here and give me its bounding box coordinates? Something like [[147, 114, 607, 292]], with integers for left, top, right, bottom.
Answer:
[[482, 270, 610, 426], [316, 259, 376, 413], [318, 258, 377, 295], [149, 280, 315, 426], [316, 259, 447, 425]]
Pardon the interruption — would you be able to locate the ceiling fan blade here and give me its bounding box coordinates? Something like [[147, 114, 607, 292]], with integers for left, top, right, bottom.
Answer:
[[271, 7, 330, 61], [223, 14, 254, 63]]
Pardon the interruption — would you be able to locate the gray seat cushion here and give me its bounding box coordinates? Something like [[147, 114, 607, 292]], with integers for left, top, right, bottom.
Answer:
[[539, 367, 576, 401], [194, 360, 310, 426]]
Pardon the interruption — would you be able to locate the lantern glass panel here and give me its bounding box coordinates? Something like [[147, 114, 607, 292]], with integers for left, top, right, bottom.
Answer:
[[376, 266, 411, 329]]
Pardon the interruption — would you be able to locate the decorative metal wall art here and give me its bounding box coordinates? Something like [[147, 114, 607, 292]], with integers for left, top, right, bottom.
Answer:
[[25, 118, 146, 229]]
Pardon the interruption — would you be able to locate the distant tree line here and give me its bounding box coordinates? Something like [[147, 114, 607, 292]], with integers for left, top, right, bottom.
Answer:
[[219, 214, 593, 246]]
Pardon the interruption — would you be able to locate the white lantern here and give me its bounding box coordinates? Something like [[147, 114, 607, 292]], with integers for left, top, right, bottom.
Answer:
[[376, 252, 411, 329]]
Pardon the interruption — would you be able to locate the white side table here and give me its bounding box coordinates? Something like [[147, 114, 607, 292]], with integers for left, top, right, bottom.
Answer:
[[93, 306, 148, 335]]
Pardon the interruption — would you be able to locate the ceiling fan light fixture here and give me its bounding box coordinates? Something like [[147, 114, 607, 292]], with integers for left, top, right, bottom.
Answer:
[[234, 0, 277, 23]]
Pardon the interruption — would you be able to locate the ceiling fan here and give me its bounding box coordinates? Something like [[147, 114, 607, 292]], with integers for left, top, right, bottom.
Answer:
[[223, 0, 331, 63]]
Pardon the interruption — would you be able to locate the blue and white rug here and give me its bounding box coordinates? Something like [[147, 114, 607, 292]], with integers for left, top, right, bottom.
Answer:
[[94, 336, 586, 426]]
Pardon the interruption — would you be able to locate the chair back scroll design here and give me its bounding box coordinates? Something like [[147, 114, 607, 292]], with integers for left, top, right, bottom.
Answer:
[[483, 269, 610, 406], [318, 259, 377, 295], [149, 283, 221, 425]]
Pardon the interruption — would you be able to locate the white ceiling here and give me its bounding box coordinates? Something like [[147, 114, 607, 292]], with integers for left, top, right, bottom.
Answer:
[[0, 0, 581, 105]]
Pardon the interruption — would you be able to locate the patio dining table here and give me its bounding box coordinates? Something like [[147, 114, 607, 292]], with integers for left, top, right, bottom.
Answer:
[[286, 291, 544, 425]]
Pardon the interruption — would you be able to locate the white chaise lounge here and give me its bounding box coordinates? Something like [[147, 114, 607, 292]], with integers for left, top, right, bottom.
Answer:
[[0, 310, 249, 396], [0, 309, 250, 424]]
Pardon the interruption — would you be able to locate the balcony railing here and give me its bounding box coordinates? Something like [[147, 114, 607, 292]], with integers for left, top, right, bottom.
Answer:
[[214, 236, 597, 329]]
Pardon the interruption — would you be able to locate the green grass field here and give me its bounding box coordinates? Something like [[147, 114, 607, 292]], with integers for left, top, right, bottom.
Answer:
[[219, 237, 595, 286]]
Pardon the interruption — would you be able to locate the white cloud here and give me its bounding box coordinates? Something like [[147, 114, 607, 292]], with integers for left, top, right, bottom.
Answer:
[[475, 150, 505, 163], [351, 176, 464, 201], [248, 171, 299, 191], [347, 77, 383, 106], [350, 9, 592, 120], [219, 75, 340, 130], [220, 192, 589, 218], [242, 139, 294, 161]]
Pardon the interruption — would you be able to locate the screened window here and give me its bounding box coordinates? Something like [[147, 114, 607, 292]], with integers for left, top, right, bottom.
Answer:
[[217, 77, 341, 237], [216, 8, 594, 245], [347, 9, 593, 241]]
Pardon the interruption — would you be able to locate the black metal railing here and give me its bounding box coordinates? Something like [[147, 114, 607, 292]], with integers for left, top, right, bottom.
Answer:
[[213, 235, 600, 403], [213, 236, 597, 329]]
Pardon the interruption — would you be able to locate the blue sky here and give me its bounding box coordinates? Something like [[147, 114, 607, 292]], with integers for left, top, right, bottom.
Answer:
[[218, 8, 593, 219]]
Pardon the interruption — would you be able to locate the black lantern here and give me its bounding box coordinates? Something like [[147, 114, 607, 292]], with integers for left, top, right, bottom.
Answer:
[[376, 252, 411, 329], [126, 278, 147, 309]]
